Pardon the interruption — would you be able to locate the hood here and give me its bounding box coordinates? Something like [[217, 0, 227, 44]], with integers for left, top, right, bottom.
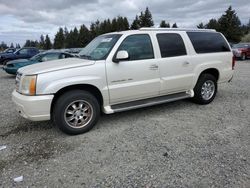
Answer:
[[7, 59, 30, 65], [0, 52, 14, 58], [18, 58, 95, 75]]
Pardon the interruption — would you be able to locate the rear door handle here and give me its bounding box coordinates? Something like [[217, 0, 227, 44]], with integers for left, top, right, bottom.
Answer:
[[183, 61, 190, 66]]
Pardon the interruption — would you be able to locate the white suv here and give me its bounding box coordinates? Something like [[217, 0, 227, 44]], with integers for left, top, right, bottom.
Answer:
[[12, 28, 234, 134]]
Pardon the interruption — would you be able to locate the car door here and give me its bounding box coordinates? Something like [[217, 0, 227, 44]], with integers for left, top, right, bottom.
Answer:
[[156, 33, 194, 95], [106, 34, 160, 104]]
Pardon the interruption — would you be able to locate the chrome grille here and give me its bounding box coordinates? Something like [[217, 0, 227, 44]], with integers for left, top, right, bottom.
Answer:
[[15, 72, 22, 92]]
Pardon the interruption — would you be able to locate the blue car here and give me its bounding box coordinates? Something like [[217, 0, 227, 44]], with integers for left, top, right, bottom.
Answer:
[[0, 47, 39, 65], [0, 48, 16, 55], [3, 51, 75, 75]]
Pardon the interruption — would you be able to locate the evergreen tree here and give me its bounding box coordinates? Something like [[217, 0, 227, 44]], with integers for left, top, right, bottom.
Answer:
[[78, 24, 91, 47], [160, 20, 170, 28], [44, 35, 52, 50], [111, 18, 118, 31], [172, 23, 178, 28], [54, 27, 65, 49], [217, 6, 243, 42], [39, 35, 45, 49], [10, 43, 14, 48], [130, 15, 140, 29], [0, 41, 8, 51], [206, 19, 220, 30], [197, 22, 205, 29], [139, 7, 154, 27]]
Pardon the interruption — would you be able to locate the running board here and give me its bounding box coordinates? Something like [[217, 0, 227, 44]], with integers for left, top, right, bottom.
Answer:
[[108, 91, 192, 113]]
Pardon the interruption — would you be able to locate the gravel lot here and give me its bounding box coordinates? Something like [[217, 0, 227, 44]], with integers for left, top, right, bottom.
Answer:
[[0, 61, 250, 187]]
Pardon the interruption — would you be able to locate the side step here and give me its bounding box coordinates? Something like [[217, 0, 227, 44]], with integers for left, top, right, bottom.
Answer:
[[109, 91, 192, 113]]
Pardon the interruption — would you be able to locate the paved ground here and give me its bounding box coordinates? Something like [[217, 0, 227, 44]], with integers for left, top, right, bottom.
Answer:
[[0, 61, 249, 187]]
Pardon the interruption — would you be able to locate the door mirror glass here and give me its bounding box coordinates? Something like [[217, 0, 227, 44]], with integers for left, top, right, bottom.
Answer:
[[115, 50, 129, 62]]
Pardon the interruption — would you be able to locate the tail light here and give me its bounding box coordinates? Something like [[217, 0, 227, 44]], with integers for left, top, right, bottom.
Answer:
[[232, 56, 236, 70]]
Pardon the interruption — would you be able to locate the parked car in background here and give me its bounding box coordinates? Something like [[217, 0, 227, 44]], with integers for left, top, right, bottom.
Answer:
[[0, 47, 39, 65], [0, 48, 16, 54], [232, 43, 250, 60], [3, 51, 74, 75]]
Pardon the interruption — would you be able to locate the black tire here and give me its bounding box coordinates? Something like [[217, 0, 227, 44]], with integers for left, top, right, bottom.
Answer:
[[192, 74, 217, 105], [53, 90, 100, 135]]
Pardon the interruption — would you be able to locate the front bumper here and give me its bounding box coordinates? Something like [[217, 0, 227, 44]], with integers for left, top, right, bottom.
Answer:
[[12, 90, 54, 121], [2, 66, 17, 75]]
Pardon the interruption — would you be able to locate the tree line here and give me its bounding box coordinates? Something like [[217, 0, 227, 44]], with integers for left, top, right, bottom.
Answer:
[[1, 6, 249, 51]]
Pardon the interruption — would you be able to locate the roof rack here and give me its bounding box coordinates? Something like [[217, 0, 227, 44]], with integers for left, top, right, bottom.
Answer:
[[139, 27, 216, 32]]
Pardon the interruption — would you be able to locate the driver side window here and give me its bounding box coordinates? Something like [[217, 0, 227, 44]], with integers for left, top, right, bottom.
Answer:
[[117, 34, 154, 61], [41, 53, 60, 62]]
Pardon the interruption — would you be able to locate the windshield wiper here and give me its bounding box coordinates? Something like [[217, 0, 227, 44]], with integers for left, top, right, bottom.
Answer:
[[80, 55, 91, 60]]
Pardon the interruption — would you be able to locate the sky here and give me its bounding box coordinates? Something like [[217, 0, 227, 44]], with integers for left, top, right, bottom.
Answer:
[[0, 0, 249, 46]]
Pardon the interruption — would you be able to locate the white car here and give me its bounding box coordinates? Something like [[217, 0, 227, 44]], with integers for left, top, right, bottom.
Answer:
[[12, 28, 234, 134]]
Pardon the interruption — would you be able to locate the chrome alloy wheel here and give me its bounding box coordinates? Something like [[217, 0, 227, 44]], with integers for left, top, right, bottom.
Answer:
[[64, 100, 93, 129], [201, 80, 215, 100]]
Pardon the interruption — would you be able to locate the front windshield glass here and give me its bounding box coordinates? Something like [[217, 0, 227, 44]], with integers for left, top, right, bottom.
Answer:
[[30, 53, 42, 61], [79, 34, 122, 60]]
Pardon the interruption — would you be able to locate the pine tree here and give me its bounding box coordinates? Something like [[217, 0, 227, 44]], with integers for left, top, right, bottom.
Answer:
[[10, 43, 14, 48], [172, 23, 178, 28], [54, 27, 65, 49], [78, 24, 91, 47], [197, 22, 205, 29], [139, 7, 154, 27], [160, 20, 170, 28], [39, 35, 45, 49], [44, 35, 52, 50], [130, 15, 140, 29], [111, 18, 118, 31], [206, 19, 219, 30], [217, 6, 243, 42]]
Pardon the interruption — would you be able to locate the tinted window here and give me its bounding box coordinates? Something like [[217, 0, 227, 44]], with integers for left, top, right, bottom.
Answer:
[[187, 32, 230, 53], [156, 33, 187, 58], [118, 34, 154, 61]]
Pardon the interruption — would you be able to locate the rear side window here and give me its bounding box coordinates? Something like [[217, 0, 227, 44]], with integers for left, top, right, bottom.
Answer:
[[118, 34, 154, 61], [156, 33, 187, 58], [187, 32, 230, 53]]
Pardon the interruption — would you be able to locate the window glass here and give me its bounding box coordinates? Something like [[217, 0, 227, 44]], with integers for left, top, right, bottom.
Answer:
[[156, 33, 187, 58], [41, 53, 60, 62], [187, 32, 231, 53], [118, 34, 154, 61], [18, 49, 29, 55]]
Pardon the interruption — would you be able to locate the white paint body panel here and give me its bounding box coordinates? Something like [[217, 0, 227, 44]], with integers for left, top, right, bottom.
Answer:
[[12, 29, 234, 121]]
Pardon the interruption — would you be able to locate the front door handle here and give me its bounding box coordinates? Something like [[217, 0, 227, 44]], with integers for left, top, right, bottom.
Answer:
[[149, 64, 159, 70], [183, 61, 190, 66]]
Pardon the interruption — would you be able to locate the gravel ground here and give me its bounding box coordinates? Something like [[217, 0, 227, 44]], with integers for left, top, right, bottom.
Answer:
[[0, 61, 250, 187]]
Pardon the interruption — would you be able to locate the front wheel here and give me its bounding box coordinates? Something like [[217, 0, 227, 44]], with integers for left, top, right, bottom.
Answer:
[[192, 74, 217, 105], [53, 90, 100, 135]]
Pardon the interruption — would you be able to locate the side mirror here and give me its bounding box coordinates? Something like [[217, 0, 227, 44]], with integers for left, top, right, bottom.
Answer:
[[114, 50, 129, 63]]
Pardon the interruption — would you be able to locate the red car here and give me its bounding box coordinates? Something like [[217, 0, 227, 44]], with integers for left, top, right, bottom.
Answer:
[[232, 43, 250, 60]]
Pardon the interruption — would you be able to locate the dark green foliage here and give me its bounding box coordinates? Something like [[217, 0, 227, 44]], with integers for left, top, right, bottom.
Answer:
[[0, 41, 8, 51], [139, 7, 154, 27], [44, 35, 52, 50], [130, 15, 140, 29], [78, 24, 91, 47], [54, 27, 65, 49], [197, 22, 205, 29], [23, 40, 39, 48], [172, 23, 178, 28], [160, 20, 170, 28]]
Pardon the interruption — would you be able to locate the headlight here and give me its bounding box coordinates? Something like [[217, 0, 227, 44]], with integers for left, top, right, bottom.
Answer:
[[20, 75, 37, 95]]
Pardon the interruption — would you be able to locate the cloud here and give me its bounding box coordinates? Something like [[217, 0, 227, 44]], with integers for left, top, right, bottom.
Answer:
[[0, 0, 249, 45]]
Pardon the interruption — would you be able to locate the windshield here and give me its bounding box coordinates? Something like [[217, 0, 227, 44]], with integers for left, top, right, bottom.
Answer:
[[232, 43, 249, 48], [79, 34, 122, 60], [30, 53, 42, 61]]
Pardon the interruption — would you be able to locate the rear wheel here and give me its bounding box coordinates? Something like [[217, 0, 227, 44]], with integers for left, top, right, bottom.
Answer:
[[192, 74, 217, 104], [53, 90, 100, 135]]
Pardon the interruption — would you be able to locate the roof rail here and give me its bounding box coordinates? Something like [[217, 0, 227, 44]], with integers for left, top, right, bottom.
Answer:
[[139, 27, 216, 32]]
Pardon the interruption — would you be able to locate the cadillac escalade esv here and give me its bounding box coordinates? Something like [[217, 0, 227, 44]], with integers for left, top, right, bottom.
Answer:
[[12, 28, 234, 135]]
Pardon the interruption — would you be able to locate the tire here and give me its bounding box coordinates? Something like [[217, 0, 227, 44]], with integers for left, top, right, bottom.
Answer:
[[241, 53, 246, 61], [53, 90, 100, 135], [192, 74, 217, 105]]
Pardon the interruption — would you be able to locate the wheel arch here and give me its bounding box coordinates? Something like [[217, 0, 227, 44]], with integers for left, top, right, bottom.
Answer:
[[50, 84, 104, 115], [198, 68, 219, 82]]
